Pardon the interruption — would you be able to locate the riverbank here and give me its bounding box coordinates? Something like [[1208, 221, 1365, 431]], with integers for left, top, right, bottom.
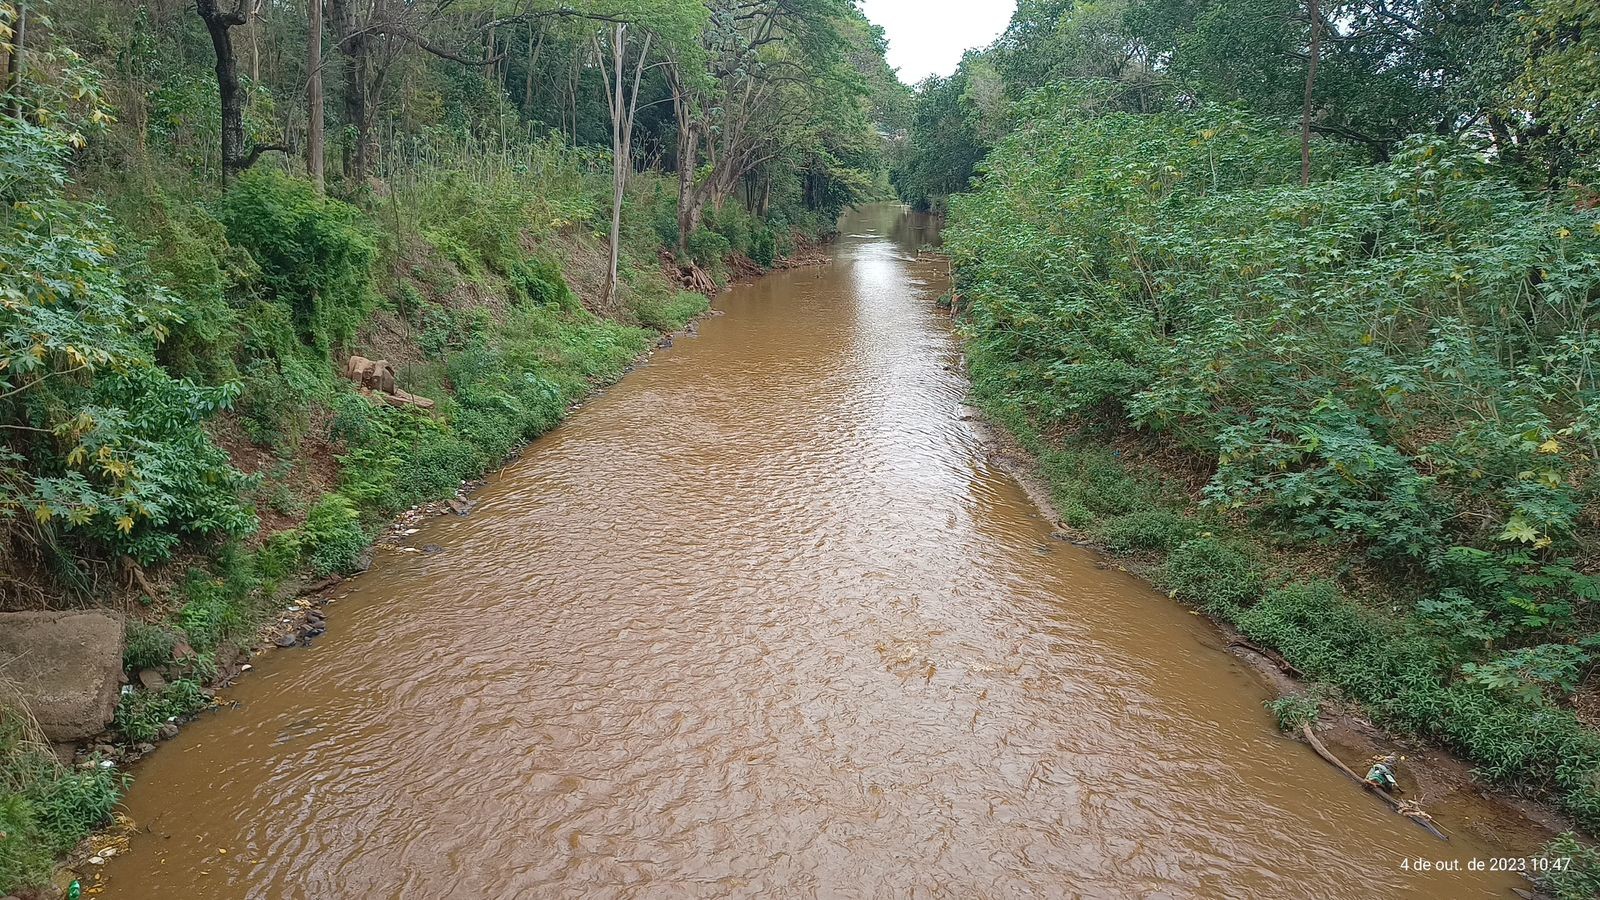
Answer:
[[935, 95, 1600, 896], [0, 149, 841, 894], [957, 338, 1600, 897]]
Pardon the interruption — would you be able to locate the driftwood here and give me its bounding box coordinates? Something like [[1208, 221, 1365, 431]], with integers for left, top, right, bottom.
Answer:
[[1300, 723, 1450, 841], [1228, 639, 1305, 678]]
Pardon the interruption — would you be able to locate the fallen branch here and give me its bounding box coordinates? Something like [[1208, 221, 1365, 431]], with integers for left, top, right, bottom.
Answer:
[[1300, 723, 1450, 841], [1228, 639, 1305, 677]]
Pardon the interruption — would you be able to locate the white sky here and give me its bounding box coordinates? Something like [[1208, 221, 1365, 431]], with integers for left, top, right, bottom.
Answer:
[[859, 0, 1018, 84]]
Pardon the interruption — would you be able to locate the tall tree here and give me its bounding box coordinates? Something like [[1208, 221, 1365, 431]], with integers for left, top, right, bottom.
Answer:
[[4, 1, 25, 118], [594, 20, 652, 303], [1300, 0, 1321, 184], [306, 0, 325, 192], [667, 0, 861, 252], [195, 0, 282, 182]]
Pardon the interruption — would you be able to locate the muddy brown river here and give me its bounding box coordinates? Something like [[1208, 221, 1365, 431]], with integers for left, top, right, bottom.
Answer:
[[103, 205, 1542, 898]]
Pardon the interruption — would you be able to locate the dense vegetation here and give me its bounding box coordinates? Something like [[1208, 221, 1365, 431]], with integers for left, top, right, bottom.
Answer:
[[898, 0, 1600, 868], [0, 0, 900, 888]]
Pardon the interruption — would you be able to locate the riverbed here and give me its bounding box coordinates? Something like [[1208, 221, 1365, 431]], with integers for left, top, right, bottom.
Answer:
[[101, 204, 1537, 898]]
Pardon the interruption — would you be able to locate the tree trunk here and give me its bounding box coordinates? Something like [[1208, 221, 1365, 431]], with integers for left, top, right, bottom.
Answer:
[[6, 2, 26, 119], [1300, 0, 1322, 186], [249, 7, 260, 82], [330, 0, 372, 180], [605, 25, 626, 305], [198, 0, 250, 183], [306, 0, 325, 192], [522, 22, 544, 118], [675, 120, 703, 254], [598, 24, 653, 304]]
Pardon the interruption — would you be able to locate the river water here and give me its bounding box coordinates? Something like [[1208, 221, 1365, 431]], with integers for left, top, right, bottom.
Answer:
[[103, 204, 1535, 898]]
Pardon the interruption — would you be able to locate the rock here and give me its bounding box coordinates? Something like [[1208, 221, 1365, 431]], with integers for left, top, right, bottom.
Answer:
[[421, 543, 444, 555], [137, 668, 168, 692], [306, 609, 326, 623], [273, 633, 298, 648], [136, 742, 156, 754], [353, 549, 373, 573], [343, 355, 397, 394], [0, 611, 124, 742], [171, 640, 197, 662], [87, 857, 105, 866], [50, 868, 79, 895], [448, 498, 475, 517], [298, 576, 342, 596], [157, 723, 179, 740]]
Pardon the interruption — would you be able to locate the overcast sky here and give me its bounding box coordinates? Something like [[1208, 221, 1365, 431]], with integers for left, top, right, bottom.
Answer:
[[859, 0, 1017, 84]]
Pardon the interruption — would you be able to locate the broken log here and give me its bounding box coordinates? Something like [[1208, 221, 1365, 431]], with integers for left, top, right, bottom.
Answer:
[[1300, 723, 1449, 841]]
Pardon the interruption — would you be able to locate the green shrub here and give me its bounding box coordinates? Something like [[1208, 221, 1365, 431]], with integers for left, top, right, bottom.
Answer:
[[507, 256, 578, 309], [633, 290, 709, 332], [0, 707, 126, 891], [216, 170, 377, 352], [1097, 507, 1199, 553], [1540, 833, 1600, 900], [112, 679, 211, 743], [123, 621, 178, 672], [0, 730, 123, 890], [28, 765, 124, 852], [750, 226, 778, 267], [301, 495, 368, 577], [684, 226, 731, 271], [1159, 537, 1264, 616], [0, 790, 50, 890], [1266, 694, 1321, 731], [237, 355, 330, 449], [176, 572, 247, 653], [253, 529, 305, 591]]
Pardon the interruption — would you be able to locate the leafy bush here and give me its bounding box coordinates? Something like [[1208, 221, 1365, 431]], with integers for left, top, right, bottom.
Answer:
[[0, 707, 125, 891], [950, 92, 1600, 827], [749, 226, 778, 268], [113, 679, 211, 743], [684, 226, 731, 272], [237, 355, 330, 449], [1540, 833, 1600, 900], [1266, 694, 1320, 731], [507, 256, 578, 309], [1097, 507, 1199, 553], [216, 170, 377, 352], [0, 117, 256, 567], [1160, 537, 1264, 616], [28, 764, 125, 852], [633, 290, 709, 332], [176, 572, 247, 653], [123, 621, 178, 672], [252, 529, 305, 590], [301, 495, 367, 577]]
